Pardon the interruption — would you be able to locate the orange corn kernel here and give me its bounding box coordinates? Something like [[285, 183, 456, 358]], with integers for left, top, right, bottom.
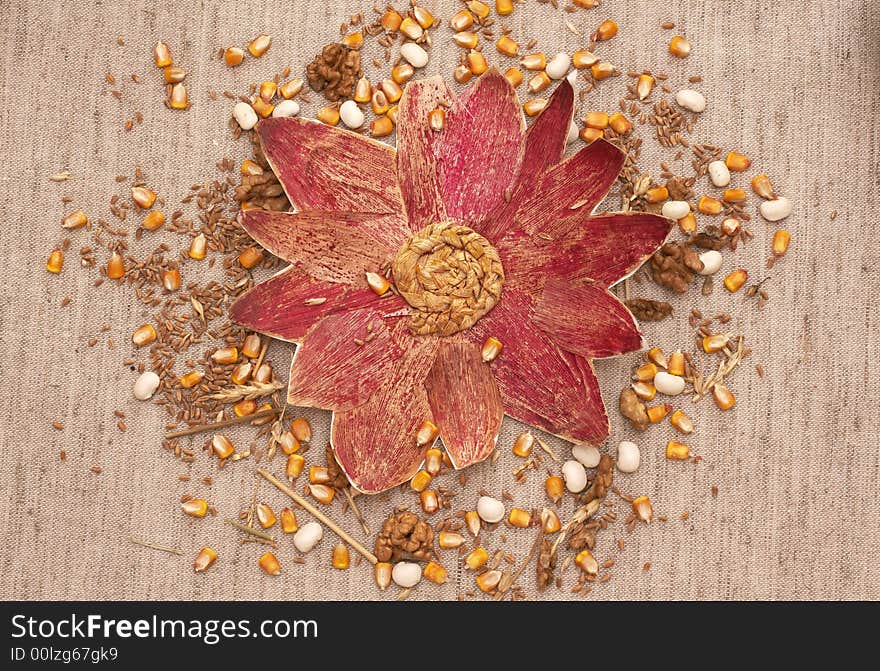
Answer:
[[496, 35, 519, 57], [545, 476, 564, 503], [528, 71, 551, 94], [496, 0, 514, 15], [595, 19, 618, 41], [697, 195, 723, 214], [309, 466, 331, 485], [131, 186, 156, 209], [371, 115, 394, 138], [476, 570, 502, 593], [317, 105, 340, 126], [416, 420, 438, 447], [253, 362, 273, 384], [723, 188, 747, 203], [669, 35, 691, 58], [465, 510, 481, 536], [454, 64, 474, 84], [520, 52, 546, 70], [425, 448, 443, 476], [503, 66, 523, 87], [632, 495, 654, 522], [341, 31, 363, 49], [211, 434, 234, 459], [713, 383, 736, 410], [670, 409, 694, 434], [181, 498, 208, 518], [590, 61, 615, 80], [365, 271, 391, 295], [107, 250, 126, 279], [62, 210, 88, 229], [279, 78, 303, 99], [410, 469, 433, 492], [241, 333, 262, 358], [380, 78, 403, 103], [332, 544, 351, 569], [723, 269, 748, 293], [467, 1, 491, 19], [420, 489, 439, 514], [721, 217, 742, 236], [702, 334, 729, 353], [230, 362, 252, 385], [678, 212, 697, 233], [585, 111, 609, 129], [608, 112, 632, 135], [375, 562, 392, 590], [508, 508, 531, 528], [575, 549, 599, 574], [251, 97, 274, 118], [258, 552, 281, 575], [212, 346, 238, 364], [637, 73, 655, 100], [131, 324, 157, 347], [163, 65, 186, 83], [573, 50, 599, 69], [309, 484, 335, 505], [667, 350, 685, 376], [188, 233, 207, 259], [280, 507, 298, 533], [413, 6, 434, 29], [541, 507, 561, 533], [426, 108, 446, 132], [751, 173, 776, 199], [467, 51, 488, 76], [523, 98, 547, 116], [772, 230, 791, 257], [646, 404, 672, 423], [248, 34, 271, 57], [438, 531, 465, 549], [645, 186, 669, 203], [290, 417, 312, 443], [465, 546, 489, 570], [153, 41, 172, 68], [141, 210, 165, 231], [232, 399, 255, 418], [46, 248, 64, 273], [392, 63, 414, 85], [633, 362, 658, 381], [224, 46, 244, 67], [238, 246, 264, 269], [725, 151, 751, 171], [179, 370, 203, 388], [453, 30, 479, 49], [647, 347, 667, 368], [666, 441, 691, 460], [579, 127, 603, 143], [399, 17, 423, 40], [169, 83, 188, 110], [286, 453, 305, 480], [449, 9, 474, 32], [193, 547, 217, 572], [380, 9, 403, 32], [256, 503, 276, 529], [424, 561, 448, 584], [631, 381, 656, 401], [512, 432, 534, 458], [278, 431, 300, 455]]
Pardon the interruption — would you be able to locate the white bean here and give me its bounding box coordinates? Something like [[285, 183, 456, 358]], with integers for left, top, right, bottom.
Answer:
[[760, 197, 792, 222], [477, 496, 505, 523], [675, 89, 706, 113], [293, 522, 323, 553], [562, 460, 587, 493], [339, 100, 365, 129], [400, 42, 429, 68], [572, 445, 601, 468], [661, 200, 690, 220], [133, 371, 160, 400], [698, 250, 723, 275], [545, 53, 570, 80], [566, 69, 578, 86], [567, 121, 579, 144], [616, 441, 641, 473], [708, 160, 730, 187], [272, 100, 300, 118], [232, 102, 258, 130], [392, 561, 422, 588], [654, 371, 686, 396]]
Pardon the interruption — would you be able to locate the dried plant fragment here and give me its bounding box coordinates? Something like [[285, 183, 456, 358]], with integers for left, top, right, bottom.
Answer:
[[625, 298, 672, 322], [374, 511, 433, 562]]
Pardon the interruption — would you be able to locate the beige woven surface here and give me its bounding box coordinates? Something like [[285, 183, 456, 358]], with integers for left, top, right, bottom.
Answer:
[[1, 0, 878, 601]]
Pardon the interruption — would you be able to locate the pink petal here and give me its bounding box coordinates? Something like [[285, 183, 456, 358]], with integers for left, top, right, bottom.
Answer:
[[424, 341, 503, 468], [240, 209, 403, 287], [463, 289, 610, 444], [258, 117, 405, 215], [331, 324, 439, 494], [396, 76, 453, 231], [437, 68, 524, 226], [501, 211, 672, 293], [532, 278, 644, 359], [230, 266, 406, 343], [287, 308, 404, 411]]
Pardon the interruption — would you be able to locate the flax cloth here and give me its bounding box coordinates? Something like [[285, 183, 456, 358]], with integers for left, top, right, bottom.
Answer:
[[1, 0, 878, 601]]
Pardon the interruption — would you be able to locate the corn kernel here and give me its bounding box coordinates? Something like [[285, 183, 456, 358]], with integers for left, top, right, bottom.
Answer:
[[131, 186, 156, 209], [573, 50, 599, 69], [697, 195, 723, 214], [702, 334, 729, 353], [520, 52, 546, 70], [420, 489, 439, 514], [528, 71, 551, 94], [666, 441, 690, 460], [131, 324, 157, 347], [181, 498, 208, 517], [365, 271, 390, 295], [237, 246, 263, 269], [480, 336, 503, 363], [631, 381, 656, 401], [579, 127, 603, 143], [230, 361, 252, 385], [232, 399, 255, 419], [286, 453, 305, 480], [416, 420, 438, 447], [211, 434, 234, 459], [413, 6, 434, 29], [723, 269, 748, 293], [453, 31, 479, 49], [212, 346, 238, 364], [161, 267, 181, 292], [713, 383, 736, 410], [169, 83, 188, 110], [238, 334, 260, 360], [669, 35, 691, 58], [465, 547, 489, 570], [163, 65, 186, 83], [224, 46, 244, 67], [476, 569, 502, 593], [410, 469, 432, 492], [523, 98, 547, 116], [667, 350, 685, 376], [496, 35, 519, 57], [590, 61, 615, 80], [467, 51, 488, 76], [647, 404, 672, 423], [637, 73, 655, 100], [438, 531, 465, 549], [188, 233, 207, 260], [256, 503, 276, 529], [341, 31, 363, 49], [502, 67, 523, 88], [248, 34, 271, 57], [380, 10, 403, 32], [454, 64, 474, 84], [720, 217, 741, 236], [465, 510, 481, 536], [375, 562, 392, 590], [450, 9, 474, 32], [645, 186, 669, 203], [725, 151, 751, 171], [62, 210, 88, 229], [251, 96, 274, 118], [632, 495, 653, 522], [399, 17, 423, 40], [670, 409, 694, 434], [46, 248, 64, 274], [585, 111, 609, 129], [508, 508, 531, 528], [633, 362, 658, 381], [193, 547, 217, 572], [279, 78, 303, 99], [496, 0, 514, 15], [424, 561, 448, 584], [317, 105, 340, 126], [772, 230, 791, 257], [280, 507, 298, 533], [141, 210, 165, 231], [309, 483, 335, 505], [545, 475, 564, 503], [290, 417, 311, 443], [595, 19, 618, 41], [467, 1, 491, 19], [258, 551, 280, 575], [609, 112, 632, 135], [723, 188, 747, 203], [751, 173, 775, 199], [332, 544, 350, 569], [512, 432, 534, 458], [106, 250, 126, 279], [254, 362, 273, 384], [276, 431, 299, 456], [678, 212, 697, 233], [575, 549, 598, 574], [392, 63, 415, 85], [153, 41, 172, 68], [309, 466, 331, 485], [541, 507, 561, 533], [371, 115, 394, 137], [378, 79, 401, 104]]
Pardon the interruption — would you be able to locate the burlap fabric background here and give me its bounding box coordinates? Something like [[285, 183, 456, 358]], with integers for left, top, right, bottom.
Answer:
[[0, 0, 877, 601]]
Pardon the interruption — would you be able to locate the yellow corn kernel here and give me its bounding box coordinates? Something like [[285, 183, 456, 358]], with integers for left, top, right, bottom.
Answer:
[[251, 96, 274, 118], [646, 346, 667, 368], [254, 362, 273, 384], [632, 495, 653, 523], [590, 61, 615, 80], [379, 79, 401, 103], [723, 188, 747, 203], [419, 450, 441, 478], [467, 51, 488, 76], [233, 399, 256, 417], [131, 323, 157, 347], [309, 483, 335, 505], [575, 549, 598, 574], [251, 402, 275, 427], [399, 17, 423, 40], [387, 105, 399, 125], [646, 404, 672, 423], [723, 269, 748, 293], [141, 210, 165, 231], [424, 561, 448, 584], [360, 272, 389, 299], [523, 98, 547, 116], [210, 435, 233, 459], [678, 212, 697, 233], [347, 77, 370, 105], [248, 34, 271, 57], [631, 381, 656, 401], [545, 475, 564, 504], [179, 370, 203, 388], [667, 350, 685, 376], [309, 466, 331, 485], [230, 361, 252, 385], [633, 362, 658, 382], [236, 246, 263, 270], [416, 420, 438, 447], [476, 570, 502, 593], [475, 337, 502, 364], [224, 46, 244, 67], [181, 498, 208, 518], [609, 112, 632, 135], [702, 334, 729, 353], [438, 531, 465, 549], [258, 551, 280, 575], [286, 453, 305, 480], [193, 547, 217, 572], [341, 31, 363, 49], [725, 151, 751, 171], [697, 195, 723, 214], [211, 346, 238, 364], [670, 409, 694, 434], [240, 333, 261, 359], [256, 503, 276, 529], [375, 562, 392, 590], [465, 510, 481, 536], [637, 73, 655, 100], [62, 210, 88, 229], [751, 173, 776, 199], [46, 248, 64, 274], [713, 383, 736, 410], [504, 67, 523, 87], [280, 507, 298, 533], [380, 9, 403, 32], [153, 41, 172, 68], [413, 6, 434, 29], [541, 507, 561, 534], [317, 105, 340, 126], [131, 186, 156, 209], [420, 489, 439, 514], [162, 267, 181, 291], [410, 469, 432, 492], [169, 83, 188, 110], [279, 78, 303, 99], [392, 63, 415, 85], [496, 35, 519, 57], [467, 0, 491, 19], [645, 186, 669, 203], [454, 64, 474, 84], [496, 0, 514, 15], [669, 35, 691, 58], [188, 232, 207, 260], [465, 546, 489, 570], [512, 432, 534, 458], [528, 71, 551, 94], [106, 250, 125, 279], [453, 31, 479, 49], [371, 115, 394, 138], [332, 544, 351, 569], [163, 65, 186, 83], [573, 50, 599, 69], [520, 52, 546, 70], [508, 508, 531, 528], [579, 127, 603, 144], [278, 431, 300, 456], [666, 440, 691, 460], [449, 9, 474, 32], [595, 19, 618, 41], [772, 230, 791, 257], [584, 111, 609, 129], [290, 417, 311, 443]]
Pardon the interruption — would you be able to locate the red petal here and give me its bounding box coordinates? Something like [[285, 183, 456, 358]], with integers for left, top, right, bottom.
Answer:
[[396, 76, 453, 231], [501, 211, 672, 293], [437, 68, 524, 226], [331, 325, 439, 494], [463, 290, 609, 444], [258, 117, 405, 215], [240, 209, 403, 286], [287, 308, 404, 410], [230, 266, 406, 343], [532, 278, 644, 359], [424, 341, 503, 468]]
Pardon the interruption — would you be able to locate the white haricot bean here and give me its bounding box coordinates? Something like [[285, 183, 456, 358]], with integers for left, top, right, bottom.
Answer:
[[661, 200, 690, 219], [293, 522, 323, 553], [339, 100, 365, 129], [400, 42, 429, 68], [675, 89, 706, 113], [391, 561, 422, 588], [760, 197, 792, 222], [567, 121, 578, 144], [708, 160, 730, 187], [477, 496, 505, 523], [566, 69, 578, 86], [616, 441, 640, 473], [232, 102, 258, 130], [572, 445, 600, 468], [133, 371, 160, 400], [545, 52, 571, 80], [698, 250, 723, 275], [654, 371, 686, 395], [272, 99, 300, 118], [562, 460, 587, 493]]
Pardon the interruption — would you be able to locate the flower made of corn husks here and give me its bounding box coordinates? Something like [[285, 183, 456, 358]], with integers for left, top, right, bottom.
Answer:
[[231, 69, 673, 494]]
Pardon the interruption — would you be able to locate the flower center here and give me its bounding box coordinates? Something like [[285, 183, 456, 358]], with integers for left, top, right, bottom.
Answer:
[[392, 221, 504, 337]]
